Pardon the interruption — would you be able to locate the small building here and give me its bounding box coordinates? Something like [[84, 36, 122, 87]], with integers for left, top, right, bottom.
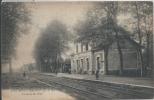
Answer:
[[61, 59, 71, 73], [55, 58, 71, 73], [71, 36, 143, 76]]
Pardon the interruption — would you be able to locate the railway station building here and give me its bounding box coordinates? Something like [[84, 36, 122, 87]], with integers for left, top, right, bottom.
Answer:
[[70, 36, 143, 76]]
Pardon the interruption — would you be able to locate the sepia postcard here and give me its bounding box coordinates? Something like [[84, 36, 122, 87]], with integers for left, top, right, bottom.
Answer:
[[1, 0, 154, 100]]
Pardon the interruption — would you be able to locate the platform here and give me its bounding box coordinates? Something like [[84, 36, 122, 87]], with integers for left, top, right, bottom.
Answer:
[[41, 73, 154, 89]]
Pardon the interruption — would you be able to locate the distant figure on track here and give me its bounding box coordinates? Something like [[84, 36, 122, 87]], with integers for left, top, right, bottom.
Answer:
[[96, 70, 99, 80], [23, 71, 26, 78]]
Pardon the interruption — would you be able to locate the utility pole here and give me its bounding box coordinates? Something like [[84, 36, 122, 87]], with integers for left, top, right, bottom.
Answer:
[[9, 57, 12, 75]]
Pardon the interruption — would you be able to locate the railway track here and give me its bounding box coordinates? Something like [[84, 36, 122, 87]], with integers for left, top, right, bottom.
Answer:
[[33, 77, 111, 100], [32, 73, 154, 99], [59, 77, 154, 98]]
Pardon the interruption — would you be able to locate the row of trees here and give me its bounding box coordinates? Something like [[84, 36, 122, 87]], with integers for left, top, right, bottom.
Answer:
[[75, 2, 153, 76], [34, 20, 70, 72], [1, 3, 30, 60], [1, 3, 30, 74], [1, 3, 70, 73]]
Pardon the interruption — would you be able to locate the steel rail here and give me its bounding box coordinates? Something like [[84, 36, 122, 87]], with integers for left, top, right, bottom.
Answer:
[[32, 76, 112, 99], [36, 73, 153, 99], [59, 77, 153, 98]]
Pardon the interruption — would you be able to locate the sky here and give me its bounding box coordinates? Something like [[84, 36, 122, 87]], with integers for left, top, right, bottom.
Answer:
[[12, 2, 93, 70]]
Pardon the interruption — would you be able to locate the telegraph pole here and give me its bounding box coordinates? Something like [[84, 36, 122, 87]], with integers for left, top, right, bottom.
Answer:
[[9, 57, 12, 75]]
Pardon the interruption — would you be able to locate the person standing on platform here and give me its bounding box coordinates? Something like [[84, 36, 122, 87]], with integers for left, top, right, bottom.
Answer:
[[96, 70, 99, 80]]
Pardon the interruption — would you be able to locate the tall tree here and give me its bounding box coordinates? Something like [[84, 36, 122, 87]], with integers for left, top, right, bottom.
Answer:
[[34, 20, 70, 72], [76, 2, 131, 75], [1, 2, 30, 60], [126, 1, 153, 76], [103, 2, 125, 75], [75, 9, 112, 74], [135, 2, 152, 76], [109, 1, 153, 76]]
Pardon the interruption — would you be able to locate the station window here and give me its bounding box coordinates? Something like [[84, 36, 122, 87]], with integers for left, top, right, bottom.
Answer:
[[86, 43, 88, 51], [81, 44, 83, 52], [76, 60, 80, 70], [76, 44, 78, 53], [81, 59, 83, 68]]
